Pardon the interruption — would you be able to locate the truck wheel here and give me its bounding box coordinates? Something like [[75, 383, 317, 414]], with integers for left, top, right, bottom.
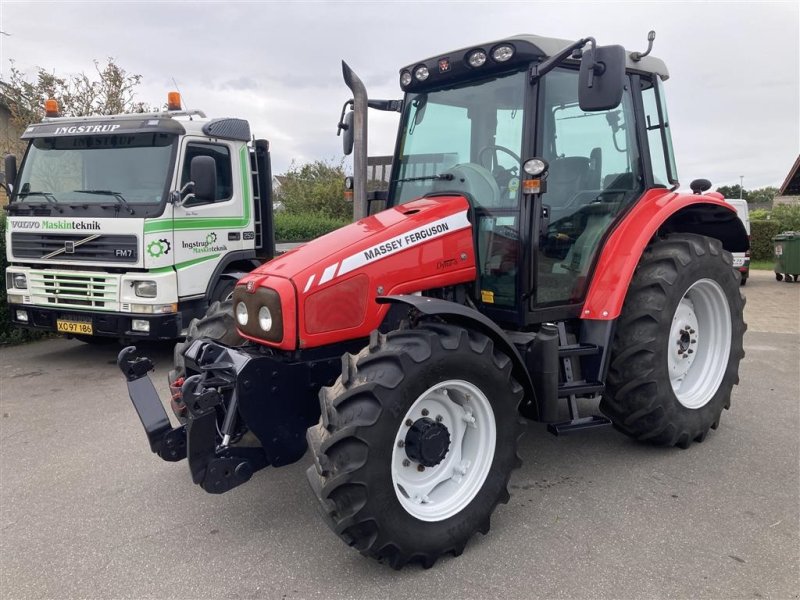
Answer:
[[210, 277, 237, 303], [600, 233, 745, 448], [168, 300, 245, 390], [306, 323, 524, 569]]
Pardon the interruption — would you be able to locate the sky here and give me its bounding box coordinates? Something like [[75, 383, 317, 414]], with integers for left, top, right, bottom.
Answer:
[[0, 0, 798, 190]]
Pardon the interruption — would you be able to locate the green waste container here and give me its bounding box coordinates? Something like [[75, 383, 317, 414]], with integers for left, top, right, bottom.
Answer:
[[773, 231, 800, 282]]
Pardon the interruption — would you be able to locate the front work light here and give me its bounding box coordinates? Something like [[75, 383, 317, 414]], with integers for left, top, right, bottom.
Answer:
[[523, 158, 549, 176], [467, 50, 487, 68], [414, 65, 430, 81], [400, 71, 412, 87], [492, 44, 515, 62]]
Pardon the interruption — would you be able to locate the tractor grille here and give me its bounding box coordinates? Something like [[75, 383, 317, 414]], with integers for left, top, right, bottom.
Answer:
[[11, 233, 138, 263], [27, 271, 119, 310]]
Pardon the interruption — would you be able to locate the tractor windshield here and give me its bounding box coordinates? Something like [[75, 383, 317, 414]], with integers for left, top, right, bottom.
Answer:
[[392, 69, 527, 209], [12, 132, 176, 216]]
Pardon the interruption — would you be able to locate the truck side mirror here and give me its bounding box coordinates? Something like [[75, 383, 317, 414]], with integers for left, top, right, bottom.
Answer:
[[579, 45, 626, 112], [190, 155, 217, 203], [342, 110, 354, 156], [4, 155, 17, 193]]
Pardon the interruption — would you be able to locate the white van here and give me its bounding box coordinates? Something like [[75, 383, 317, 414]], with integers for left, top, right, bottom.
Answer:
[[725, 198, 751, 285]]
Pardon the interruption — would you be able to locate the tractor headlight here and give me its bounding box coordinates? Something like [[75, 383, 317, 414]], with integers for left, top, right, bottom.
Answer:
[[13, 274, 27, 289], [133, 280, 157, 298], [236, 301, 249, 326], [523, 158, 549, 176], [258, 306, 273, 332]]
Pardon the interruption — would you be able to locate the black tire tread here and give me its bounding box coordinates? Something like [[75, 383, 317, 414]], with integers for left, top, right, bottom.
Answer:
[[600, 233, 746, 447], [307, 323, 524, 569]]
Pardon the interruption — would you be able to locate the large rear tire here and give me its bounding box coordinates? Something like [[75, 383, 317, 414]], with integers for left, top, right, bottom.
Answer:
[[600, 233, 745, 448], [306, 322, 524, 568]]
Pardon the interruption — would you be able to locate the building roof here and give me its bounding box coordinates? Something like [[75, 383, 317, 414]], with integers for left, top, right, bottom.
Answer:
[[779, 155, 800, 196]]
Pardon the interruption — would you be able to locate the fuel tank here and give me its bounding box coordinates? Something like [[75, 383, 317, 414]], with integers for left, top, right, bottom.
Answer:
[[236, 195, 477, 350]]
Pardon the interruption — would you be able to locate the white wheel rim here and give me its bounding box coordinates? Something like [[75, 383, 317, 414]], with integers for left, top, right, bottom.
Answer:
[[668, 278, 732, 409], [390, 380, 496, 522]]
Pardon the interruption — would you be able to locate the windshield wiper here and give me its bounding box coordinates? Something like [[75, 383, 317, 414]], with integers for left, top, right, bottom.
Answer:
[[16, 191, 63, 212], [394, 173, 454, 183], [74, 190, 135, 214]]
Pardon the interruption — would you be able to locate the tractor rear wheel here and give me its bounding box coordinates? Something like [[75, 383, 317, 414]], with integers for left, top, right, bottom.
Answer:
[[306, 322, 524, 568], [600, 233, 745, 448]]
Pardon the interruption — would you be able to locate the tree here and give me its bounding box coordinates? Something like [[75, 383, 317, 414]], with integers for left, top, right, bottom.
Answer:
[[747, 186, 779, 205], [715, 184, 750, 201], [275, 159, 350, 220], [1, 58, 151, 156]]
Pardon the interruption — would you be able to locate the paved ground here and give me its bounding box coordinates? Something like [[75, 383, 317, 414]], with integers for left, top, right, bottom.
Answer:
[[1, 269, 798, 599]]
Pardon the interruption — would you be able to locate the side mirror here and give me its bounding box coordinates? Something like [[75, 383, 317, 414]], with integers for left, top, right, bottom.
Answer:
[[579, 45, 626, 112], [190, 155, 217, 203], [4, 155, 17, 194], [342, 111, 354, 156]]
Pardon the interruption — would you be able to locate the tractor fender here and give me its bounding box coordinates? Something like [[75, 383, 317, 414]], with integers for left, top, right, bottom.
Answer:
[[377, 295, 538, 417], [583, 189, 748, 321]]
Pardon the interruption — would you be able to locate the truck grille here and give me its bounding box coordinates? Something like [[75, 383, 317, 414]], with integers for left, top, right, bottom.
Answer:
[[27, 271, 119, 310], [11, 233, 138, 263]]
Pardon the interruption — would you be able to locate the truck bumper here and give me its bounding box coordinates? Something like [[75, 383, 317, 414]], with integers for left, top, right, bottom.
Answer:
[[117, 338, 349, 493], [8, 303, 183, 340]]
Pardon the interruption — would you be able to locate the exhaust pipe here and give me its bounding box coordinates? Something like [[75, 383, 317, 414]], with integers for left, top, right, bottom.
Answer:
[[341, 61, 368, 221]]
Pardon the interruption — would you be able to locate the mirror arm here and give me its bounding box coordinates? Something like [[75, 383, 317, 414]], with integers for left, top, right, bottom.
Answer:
[[336, 99, 354, 137], [530, 37, 593, 83]]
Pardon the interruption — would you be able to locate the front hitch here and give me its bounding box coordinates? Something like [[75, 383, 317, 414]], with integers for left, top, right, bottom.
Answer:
[[116, 345, 267, 493]]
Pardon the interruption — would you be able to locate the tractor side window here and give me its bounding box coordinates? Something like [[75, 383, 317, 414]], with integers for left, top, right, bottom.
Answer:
[[180, 142, 233, 203], [641, 77, 678, 186], [534, 68, 644, 307]]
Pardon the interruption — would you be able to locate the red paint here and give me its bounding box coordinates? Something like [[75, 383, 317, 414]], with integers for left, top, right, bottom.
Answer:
[[237, 196, 476, 349], [582, 189, 738, 321]]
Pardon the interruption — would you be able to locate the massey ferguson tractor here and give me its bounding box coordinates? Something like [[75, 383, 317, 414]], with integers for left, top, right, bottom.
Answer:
[[118, 32, 747, 569]]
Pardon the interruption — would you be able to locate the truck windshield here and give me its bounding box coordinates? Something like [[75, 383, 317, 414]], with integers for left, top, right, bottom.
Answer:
[[13, 132, 176, 210], [392, 69, 526, 209]]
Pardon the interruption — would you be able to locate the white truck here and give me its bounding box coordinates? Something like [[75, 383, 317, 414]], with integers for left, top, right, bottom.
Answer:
[[3, 94, 274, 342]]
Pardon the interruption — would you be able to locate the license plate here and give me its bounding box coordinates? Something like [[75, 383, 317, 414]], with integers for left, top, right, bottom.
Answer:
[[732, 257, 745, 267], [57, 320, 93, 335]]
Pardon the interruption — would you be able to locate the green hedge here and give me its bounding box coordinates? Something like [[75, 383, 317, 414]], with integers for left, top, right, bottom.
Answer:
[[274, 212, 350, 242], [0, 213, 47, 344], [750, 219, 785, 261]]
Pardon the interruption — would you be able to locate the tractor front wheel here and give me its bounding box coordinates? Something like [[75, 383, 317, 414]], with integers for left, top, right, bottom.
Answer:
[[600, 233, 745, 448], [306, 322, 524, 568]]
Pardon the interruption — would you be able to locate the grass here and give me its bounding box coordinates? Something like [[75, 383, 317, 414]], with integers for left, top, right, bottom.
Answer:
[[750, 260, 775, 271]]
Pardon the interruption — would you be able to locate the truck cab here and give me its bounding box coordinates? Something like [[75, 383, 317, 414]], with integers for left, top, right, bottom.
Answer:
[[4, 95, 274, 341]]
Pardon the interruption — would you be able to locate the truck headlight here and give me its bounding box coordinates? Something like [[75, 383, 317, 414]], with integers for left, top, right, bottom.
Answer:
[[13, 274, 27, 289], [258, 306, 272, 332], [133, 280, 157, 298]]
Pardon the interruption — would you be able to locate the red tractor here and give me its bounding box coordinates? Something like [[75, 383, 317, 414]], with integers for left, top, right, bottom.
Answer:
[[119, 32, 746, 569]]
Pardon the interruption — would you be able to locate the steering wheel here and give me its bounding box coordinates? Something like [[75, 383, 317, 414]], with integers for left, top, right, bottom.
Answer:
[[477, 144, 521, 168]]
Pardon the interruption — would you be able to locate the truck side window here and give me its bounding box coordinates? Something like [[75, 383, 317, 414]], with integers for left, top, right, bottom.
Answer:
[[181, 142, 233, 202]]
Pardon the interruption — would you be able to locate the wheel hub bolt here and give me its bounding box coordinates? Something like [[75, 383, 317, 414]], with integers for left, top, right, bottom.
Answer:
[[405, 419, 414, 427], [421, 408, 429, 416], [402, 459, 410, 467], [397, 440, 405, 448], [436, 415, 443, 423], [417, 464, 425, 472]]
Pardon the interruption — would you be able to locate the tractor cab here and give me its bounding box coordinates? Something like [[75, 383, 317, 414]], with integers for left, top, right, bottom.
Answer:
[[371, 35, 676, 325]]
